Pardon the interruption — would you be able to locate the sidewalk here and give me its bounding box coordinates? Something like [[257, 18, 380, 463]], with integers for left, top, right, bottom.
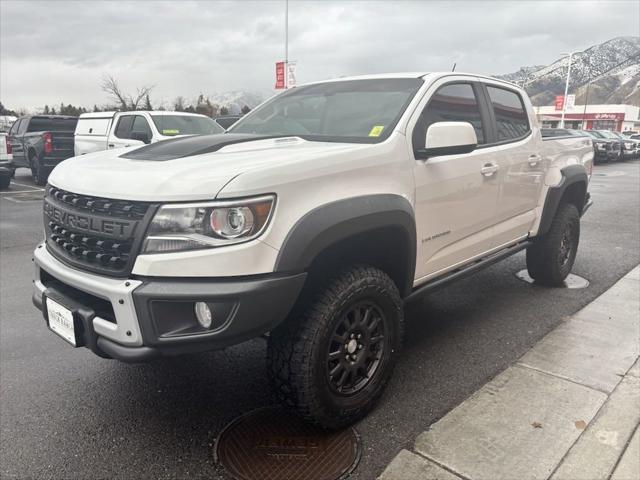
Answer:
[[379, 266, 640, 480]]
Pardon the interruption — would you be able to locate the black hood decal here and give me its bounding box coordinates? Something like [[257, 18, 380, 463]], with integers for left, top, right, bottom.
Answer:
[[119, 133, 289, 161]]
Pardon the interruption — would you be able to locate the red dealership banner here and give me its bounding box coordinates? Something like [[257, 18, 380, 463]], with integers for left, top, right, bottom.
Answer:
[[275, 62, 285, 89], [554, 95, 564, 111]]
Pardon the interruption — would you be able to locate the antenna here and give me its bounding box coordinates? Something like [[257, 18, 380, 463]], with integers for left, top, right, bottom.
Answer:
[[451, 62, 457, 72]]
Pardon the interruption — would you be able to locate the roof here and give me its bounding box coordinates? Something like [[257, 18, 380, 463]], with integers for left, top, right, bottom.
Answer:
[[78, 110, 209, 119], [299, 72, 522, 90]]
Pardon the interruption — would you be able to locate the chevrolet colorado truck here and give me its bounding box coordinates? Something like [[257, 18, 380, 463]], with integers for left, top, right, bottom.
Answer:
[[74, 111, 224, 156], [8, 115, 78, 185], [33, 73, 593, 429]]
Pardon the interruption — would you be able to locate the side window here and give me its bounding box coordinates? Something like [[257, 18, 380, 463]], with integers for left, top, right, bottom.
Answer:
[[114, 116, 134, 139], [413, 83, 486, 151], [17, 119, 28, 135], [8, 119, 21, 136], [131, 115, 152, 137], [486, 86, 530, 142]]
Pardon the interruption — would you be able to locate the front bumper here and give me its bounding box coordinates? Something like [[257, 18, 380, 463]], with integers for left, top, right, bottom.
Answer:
[[33, 244, 306, 362]]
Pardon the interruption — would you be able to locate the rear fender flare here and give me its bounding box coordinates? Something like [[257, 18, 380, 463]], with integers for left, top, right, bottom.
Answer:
[[538, 164, 588, 236]]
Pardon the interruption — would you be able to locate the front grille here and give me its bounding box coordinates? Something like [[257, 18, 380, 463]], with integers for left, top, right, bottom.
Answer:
[[44, 186, 155, 276], [48, 186, 149, 219]]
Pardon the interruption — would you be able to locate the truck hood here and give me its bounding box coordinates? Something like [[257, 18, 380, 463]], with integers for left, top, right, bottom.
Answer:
[[48, 134, 371, 201]]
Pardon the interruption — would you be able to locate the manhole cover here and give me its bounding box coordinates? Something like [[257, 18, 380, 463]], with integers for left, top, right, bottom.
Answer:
[[215, 407, 361, 480], [515, 270, 589, 289]]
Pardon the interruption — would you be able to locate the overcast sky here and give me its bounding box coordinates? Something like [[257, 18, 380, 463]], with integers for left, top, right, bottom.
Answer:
[[1, 0, 638, 110]]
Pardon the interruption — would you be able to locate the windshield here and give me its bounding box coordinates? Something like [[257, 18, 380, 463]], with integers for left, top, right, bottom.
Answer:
[[230, 78, 424, 143], [151, 115, 224, 136], [585, 130, 605, 139], [598, 130, 618, 139]]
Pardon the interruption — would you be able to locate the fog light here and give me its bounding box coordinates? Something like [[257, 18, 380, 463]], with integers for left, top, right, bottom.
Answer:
[[194, 302, 212, 329]]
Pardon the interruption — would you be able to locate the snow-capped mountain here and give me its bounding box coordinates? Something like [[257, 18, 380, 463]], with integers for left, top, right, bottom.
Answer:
[[497, 36, 640, 106], [206, 91, 266, 114]]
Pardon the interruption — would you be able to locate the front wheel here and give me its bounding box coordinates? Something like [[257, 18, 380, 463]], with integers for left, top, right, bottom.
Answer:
[[526, 203, 580, 286], [267, 265, 404, 429]]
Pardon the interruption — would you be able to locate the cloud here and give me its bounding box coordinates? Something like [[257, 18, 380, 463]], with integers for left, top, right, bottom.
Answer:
[[1, 0, 638, 110]]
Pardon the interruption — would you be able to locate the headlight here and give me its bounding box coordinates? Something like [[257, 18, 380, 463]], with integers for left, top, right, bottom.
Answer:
[[143, 195, 275, 253]]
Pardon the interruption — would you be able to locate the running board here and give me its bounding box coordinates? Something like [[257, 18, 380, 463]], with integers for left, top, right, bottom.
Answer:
[[406, 241, 532, 303]]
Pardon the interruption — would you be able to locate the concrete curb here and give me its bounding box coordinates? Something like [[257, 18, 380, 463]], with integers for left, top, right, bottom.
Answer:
[[379, 265, 640, 480]]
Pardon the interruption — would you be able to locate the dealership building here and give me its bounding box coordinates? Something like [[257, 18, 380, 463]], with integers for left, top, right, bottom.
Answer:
[[533, 104, 640, 132]]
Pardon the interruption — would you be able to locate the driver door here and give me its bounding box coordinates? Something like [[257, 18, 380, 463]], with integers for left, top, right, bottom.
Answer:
[[410, 80, 500, 282]]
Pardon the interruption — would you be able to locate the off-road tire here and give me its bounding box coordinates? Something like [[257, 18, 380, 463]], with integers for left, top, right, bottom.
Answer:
[[527, 203, 580, 286], [267, 265, 404, 429], [0, 176, 10, 189], [30, 154, 48, 186]]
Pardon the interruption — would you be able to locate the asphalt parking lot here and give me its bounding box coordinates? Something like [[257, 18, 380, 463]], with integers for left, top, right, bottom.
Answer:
[[1, 161, 639, 480]]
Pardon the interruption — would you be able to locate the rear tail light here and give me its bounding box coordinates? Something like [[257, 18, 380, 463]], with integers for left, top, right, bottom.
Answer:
[[5, 136, 11, 155], [43, 132, 53, 154]]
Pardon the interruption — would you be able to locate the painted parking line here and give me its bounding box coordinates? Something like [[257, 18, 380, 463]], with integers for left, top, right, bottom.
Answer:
[[9, 181, 44, 191]]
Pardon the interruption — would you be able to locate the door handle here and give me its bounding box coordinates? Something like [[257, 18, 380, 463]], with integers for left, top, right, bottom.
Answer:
[[481, 163, 499, 177], [108, 144, 115, 148], [528, 154, 542, 167]]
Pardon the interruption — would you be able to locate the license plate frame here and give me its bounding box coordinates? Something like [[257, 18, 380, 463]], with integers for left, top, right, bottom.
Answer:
[[46, 297, 81, 347]]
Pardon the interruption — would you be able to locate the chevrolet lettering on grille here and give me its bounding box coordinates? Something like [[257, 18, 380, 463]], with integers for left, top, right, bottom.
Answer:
[[44, 200, 136, 240]]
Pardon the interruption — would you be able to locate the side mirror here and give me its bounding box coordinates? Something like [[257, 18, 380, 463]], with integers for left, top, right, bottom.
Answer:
[[130, 131, 151, 144], [416, 121, 478, 160]]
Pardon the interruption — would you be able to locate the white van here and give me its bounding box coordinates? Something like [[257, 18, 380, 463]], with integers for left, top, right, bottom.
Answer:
[[74, 111, 225, 156]]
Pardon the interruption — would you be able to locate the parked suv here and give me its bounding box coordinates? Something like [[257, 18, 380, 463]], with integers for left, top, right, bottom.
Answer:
[[8, 115, 77, 185], [33, 73, 593, 428]]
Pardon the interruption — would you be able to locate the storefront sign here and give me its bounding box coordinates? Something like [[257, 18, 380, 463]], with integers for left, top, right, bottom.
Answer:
[[554, 95, 564, 111], [275, 62, 285, 89]]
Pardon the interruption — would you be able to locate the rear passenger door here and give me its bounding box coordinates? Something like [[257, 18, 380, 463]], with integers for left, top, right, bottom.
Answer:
[[480, 82, 543, 245], [410, 79, 501, 281]]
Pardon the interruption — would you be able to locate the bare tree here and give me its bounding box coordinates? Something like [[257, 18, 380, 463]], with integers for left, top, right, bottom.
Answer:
[[101, 74, 154, 111]]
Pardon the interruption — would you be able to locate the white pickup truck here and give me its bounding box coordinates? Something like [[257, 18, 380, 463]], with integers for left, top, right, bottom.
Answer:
[[74, 110, 224, 155], [33, 72, 593, 429], [0, 132, 14, 189]]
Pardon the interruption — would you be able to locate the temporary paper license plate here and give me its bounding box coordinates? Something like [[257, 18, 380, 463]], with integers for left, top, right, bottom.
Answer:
[[47, 298, 77, 346]]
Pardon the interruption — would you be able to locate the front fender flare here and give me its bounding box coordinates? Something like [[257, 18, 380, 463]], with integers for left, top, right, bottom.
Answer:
[[274, 194, 416, 296]]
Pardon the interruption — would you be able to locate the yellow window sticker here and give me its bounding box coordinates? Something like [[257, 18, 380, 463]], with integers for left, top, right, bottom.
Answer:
[[368, 126, 385, 137], [162, 129, 180, 135]]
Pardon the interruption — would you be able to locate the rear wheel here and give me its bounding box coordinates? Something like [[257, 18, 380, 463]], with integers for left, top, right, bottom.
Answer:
[[30, 155, 48, 186], [527, 203, 580, 286], [267, 265, 404, 429], [0, 176, 10, 189]]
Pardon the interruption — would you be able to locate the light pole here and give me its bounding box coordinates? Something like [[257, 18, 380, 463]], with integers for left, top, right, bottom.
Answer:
[[284, 0, 289, 89], [559, 51, 580, 128]]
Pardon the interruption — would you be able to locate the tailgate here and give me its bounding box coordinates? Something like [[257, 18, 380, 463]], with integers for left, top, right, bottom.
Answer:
[[49, 131, 75, 157]]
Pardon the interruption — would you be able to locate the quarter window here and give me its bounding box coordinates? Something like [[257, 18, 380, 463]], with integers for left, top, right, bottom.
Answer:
[[486, 86, 530, 141], [413, 83, 486, 151]]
